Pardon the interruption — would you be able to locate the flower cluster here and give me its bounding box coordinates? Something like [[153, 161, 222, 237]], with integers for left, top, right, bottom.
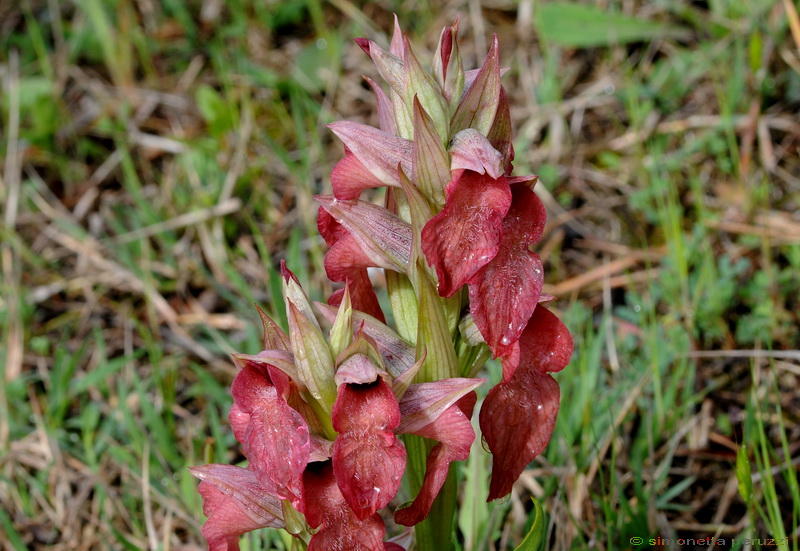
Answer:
[[192, 16, 573, 551]]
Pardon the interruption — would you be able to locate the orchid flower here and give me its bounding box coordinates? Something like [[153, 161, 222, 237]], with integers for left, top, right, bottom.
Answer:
[[193, 16, 572, 551]]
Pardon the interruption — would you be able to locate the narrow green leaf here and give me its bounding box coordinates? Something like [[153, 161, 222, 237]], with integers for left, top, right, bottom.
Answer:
[[515, 497, 546, 551], [736, 444, 752, 503], [535, 3, 689, 48]]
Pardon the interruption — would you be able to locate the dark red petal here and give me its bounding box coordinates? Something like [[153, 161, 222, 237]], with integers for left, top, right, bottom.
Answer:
[[190, 465, 283, 551], [319, 205, 386, 322], [517, 304, 574, 375], [231, 367, 310, 505], [479, 368, 560, 500], [332, 379, 405, 519], [394, 393, 477, 526], [421, 171, 511, 297], [232, 350, 300, 395], [328, 271, 386, 323], [318, 206, 344, 246], [468, 185, 547, 358], [303, 461, 388, 551], [331, 151, 387, 200]]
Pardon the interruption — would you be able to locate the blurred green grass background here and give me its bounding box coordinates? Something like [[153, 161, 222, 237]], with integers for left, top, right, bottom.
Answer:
[[1, 0, 799, 549]]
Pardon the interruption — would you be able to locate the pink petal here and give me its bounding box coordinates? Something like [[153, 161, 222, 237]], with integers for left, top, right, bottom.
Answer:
[[317, 195, 412, 274], [303, 461, 389, 551], [468, 184, 547, 359], [319, 207, 386, 322], [332, 378, 406, 519], [354, 39, 404, 95], [449, 129, 504, 179], [390, 14, 404, 58], [364, 76, 398, 135], [334, 353, 379, 386], [331, 151, 387, 200], [479, 367, 560, 500], [327, 121, 412, 187], [324, 231, 376, 281], [397, 378, 485, 435], [394, 393, 477, 526], [190, 465, 283, 551], [231, 366, 310, 506], [421, 170, 511, 297]]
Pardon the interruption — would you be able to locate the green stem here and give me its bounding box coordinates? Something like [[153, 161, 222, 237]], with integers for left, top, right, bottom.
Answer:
[[405, 435, 457, 551]]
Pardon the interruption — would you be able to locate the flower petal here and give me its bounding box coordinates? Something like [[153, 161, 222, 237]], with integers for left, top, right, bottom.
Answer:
[[190, 464, 283, 551], [331, 150, 387, 200], [421, 170, 511, 297], [432, 17, 464, 108], [397, 378, 484, 435], [511, 305, 574, 376], [327, 121, 412, 187], [479, 367, 560, 500], [328, 272, 386, 323], [324, 231, 376, 281], [449, 128, 504, 179], [364, 76, 398, 135], [354, 39, 404, 94], [303, 461, 389, 551], [317, 195, 412, 274], [468, 184, 547, 359], [319, 207, 386, 322], [411, 97, 449, 209], [231, 366, 310, 506], [332, 378, 406, 519], [394, 392, 477, 526]]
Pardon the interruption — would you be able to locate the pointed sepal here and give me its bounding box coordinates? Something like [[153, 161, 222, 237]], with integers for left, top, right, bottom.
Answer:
[[317, 195, 412, 274], [451, 35, 501, 136]]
